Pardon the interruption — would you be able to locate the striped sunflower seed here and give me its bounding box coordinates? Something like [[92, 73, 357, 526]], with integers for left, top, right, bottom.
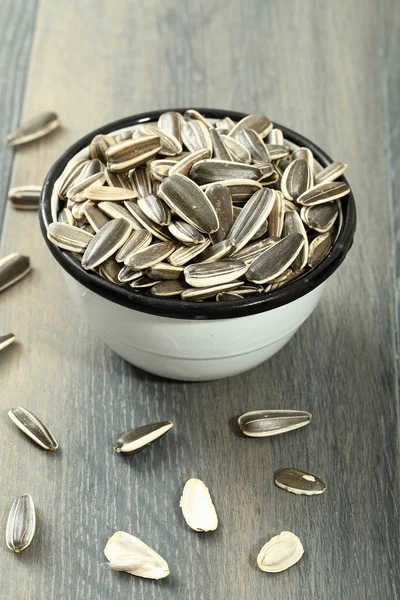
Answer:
[[138, 124, 182, 156], [167, 220, 206, 245], [236, 128, 271, 165], [300, 203, 338, 233], [57, 159, 89, 200], [266, 128, 284, 145], [124, 201, 172, 241], [314, 161, 348, 185], [130, 165, 152, 197], [307, 232, 331, 268], [84, 205, 110, 232], [214, 116, 235, 131], [98, 258, 125, 285], [8, 406, 58, 450], [227, 188, 275, 251], [229, 114, 273, 139], [104, 531, 170, 580], [158, 111, 182, 142], [190, 160, 262, 186], [297, 181, 350, 206], [8, 186, 41, 210], [266, 144, 291, 160], [181, 119, 213, 153], [220, 135, 251, 164], [130, 276, 159, 289], [274, 467, 326, 496], [181, 280, 244, 301], [281, 158, 312, 201], [104, 168, 133, 190], [71, 199, 95, 221], [58, 207, 75, 226], [150, 158, 177, 181], [47, 222, 93, 252], [209, 129, 232, 161], [257, 532, 304, 573], [184, 259, 247, 287], [6, 494, 36, 553], [115, 421, 173, 454], [127, 241, 176, 270], [232, 237, 277, 262], [246, 233, 304, 284], [80, 223, 96, 235], [168, 240, 211, 266], [147, 262, 184, 280], [205, 179, 263, 203], [81, 219, 132, 270], [6, 111, 60, 145], [184, 109, 213, 129], [238, 409, 311, 437], [118, 265, 144, 283], [216, 291, 245, 301], [206, 183, 234, 244], [106, 136, 162, 172], [197, 239, 235, 262], [115, 229, 152, 263], [283, 211, 308, 270], [138, 194, 171, 226], [180, 478, 218, 532], [0, 333, 16, 351], [89, 134, 116, 163], [67, 159, 105, 198], [98, 201, 142, 228], [0, 253, 31, 293], [267, 190, 285, 238], [292, 147, 314, 170], [84, 185, 137, 201], [159, 174, 219, 234], [169, 148, 212, 177], [150, 280, 189, 296]]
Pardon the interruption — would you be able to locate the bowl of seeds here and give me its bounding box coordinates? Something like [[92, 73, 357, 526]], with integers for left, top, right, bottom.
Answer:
[[39, 108, 356, 381]]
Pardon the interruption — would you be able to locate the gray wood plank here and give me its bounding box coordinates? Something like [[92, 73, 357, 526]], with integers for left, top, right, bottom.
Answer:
[[0, 1, 399, 599], [0, 0, 38, 233]]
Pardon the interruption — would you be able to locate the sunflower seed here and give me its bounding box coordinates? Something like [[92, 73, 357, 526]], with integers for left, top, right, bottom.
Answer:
[[8, 186, 41, 210], [184, 109, 213, 129], [169, 148, 212, 177], [83, 205, 110, 232], [181, 119, 213, 153], [138, 194, 171, 226], [81, 219, 132, 270], [297, 181, 350, 206], [127, 241, 176, 270], [104, 531, 170, 580], [238, 409, 311, 437], [6, 494, 36, 554], [184, 259, 247, 287], [168, 240, 211, 266], [203, 179, 263, 203], [209, 128, 232, 161], [257, 532, 304, 573], [0, 333, 16, 351], [147, 262, 184, 280], [0, 253, 31, 293], [181, 280, 244, 301], [115, 420, 173, 454], [274, 467, 326, 496], [190, 160, 262, 186], [58, 207, 75, 226], [80, 223, 96, 235], [167, 220, 206, 245], [251, 218, 269, 241], [314, 161, 348, 185], [266, 128, 284, 145], [227, 188, 275, 251], [98, 201, 142, 228], [130, 276, 159, 288], [104, 168, 132, 190], [115, 229, 152, 263], [180, 478, 218, 532], [283, 211, 308, 270], [292, 147, 314, 171], [8, 406, 58, 450], [67, 159, 105, 198], [197, 239, 235, 262], [6, 111, 60, 145], [124, 201, 172, 241], [267, 190, 285, 237], [150, 280, 189, 296], [47, 222, 93, 252], [159, 174, 219, 234], [232, 237, 277, 262], [281, 159, 312, 201], [130, 165, 152, 197], [98, 258, 125, 284], [150, 159, 175, 181], [246, 233, 305, 284], [71, 199, 95, 221], [236, 128, 271, 164], [204, 183, 234, 244], [229, 114, 273, 139], [220, 135, 251, 163], [89, 134, 116, 163], [118, 265, 144, 283], [301, 203, 338, 233], [266, 144, 291, 160], [214, 116, 235, 131], [307, 232, 331, 267], [138, 124, 182, 156], [216, 291, 244, 301], [106, 136, 162, 172], [84, 185, 137, 202], [57, 159, 89, 200], [115, 130, 135, 142], [158, 111, 182, 142]]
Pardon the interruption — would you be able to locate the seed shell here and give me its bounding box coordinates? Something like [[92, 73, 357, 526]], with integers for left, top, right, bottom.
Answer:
[[180, 478, 218, 532], [104, 168, 132, 190], [206, 183, 234, 244], [257, 532, 304, 573], [147, 262, 184, 280], [229, 114, 273, 139], [84, 185, 137, 201], [238, 409, 311, 437], [297, 181, 350, 206], [181, 280, 244, 301], [58, 207, 75, 226], [167, 220, 206, 245], [99, 258, 125, 285], [115, 421, 173, 454], [138, 194, 171, 226], [190, 160, 262, 186], [106, 136, 162, 172], [184, 259, 247, 287], [0, 333, 16, 351], [267, 128, 284, 145], [150, 280, 189, 297], [57, 159, 89, 200], [81, 219, 132, 270], [266, 144, 291, 160], [232, 238, 277, 263], [300, 203, 338, 233], [227, 188, 275, 251], [158, 111, 182, 142], [220, 135, 251, 164], [124, 201, 172, 241], [282, 211, 309, 270], [168, 240, 211, 266], [138, 124, 182, 156], [184, 109, 213, 129], [181, 119, 213, 153], [267, 190, 285, 238], [104, 531, 170, 580], [130, 166, 152, 197], [67, 159, 104, 198], [84, 205, 110, 232], [281, 159, 312, 201], [8, 406, 58, 450], [236, 128, 271, 164], [98, 201, 142, 228], [274, 467, 326, 496], [6, 111, 60, 145], [127, 242, 176, 270], [292, 147, 314, 170], [118, 265, 144, 283], [307, 232, 331, 268], [0, 254, 31, 292], [314, 161, 348, 184], [8, 186, 41, 210], [6, 494, 36, 553], [207, 179, 263, 203], [209, 129, 232, 161], [197, 239, 235, 263], [89, 134, 116, 163], [169, 148, 212, 177], [115, 229, 152, 264], [246, 233, 305, 284]]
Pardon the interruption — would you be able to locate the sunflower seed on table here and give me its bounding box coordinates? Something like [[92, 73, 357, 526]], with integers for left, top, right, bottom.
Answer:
[[99, 258, 125, 284], [281, 158, 312, 201], [0, 254, 31, 293], [203, 179, 263, 203], [159, 174, 219, 234], [104, 168, 132, 190], [307, 232, 331, 267], [266, 144, 291, 160], [238, 409, 311, 437], [98, 201, 142, 228], [89, 134, 116, 162], [115, 229, 152, 263], [84, 185, 137, 201], [168, 240, 211, 266], [127, 242, 176, 270], [229, 114, 273, 139], [297, 180, 350, 205], [236, 128, 271, 165], [137, 194, 171, 226], [283, 211, 308, 270], [106, 135, 162, 172], [301, 203, 338, 233], [6, 111, 60, 145], [124, 201, 172, 241], [184, 109, 213, 129], [227, 188, 275, 251], [118, 265, 144, 283], [8, 406, 58, 450], [58, 207, 75, 226], [232, 237, 277, 262], [167, 220, 206, 245], [274, 467, 326, 496], [169, 148, 212, 177], [314, 161, 348, 184], [150, 279, 189, 297], [181, 118, 213, 153], [209, 128, 232, 161], [205, 183, 234, 244], [104, 531, 170, 580], [130, 165, 152, 197], [257, 532, 304, 573], [138, 124, 182, 156], [267, 190, 285, 237], [220, 135, 251, 164], [246, 233, 304, 284], [190, 160, 262, 186], [6, 494, 36, 554], [0, 333, 16, 351], [158, 111, 182, 142], [66, 159, 105, 198], [180, 478, 218, 532], [130, 276, 159, 288], [84, 205, 110, 232], [266, 128, 284, 145], [81, 219, 132, 270], [147, 262, 183, 280], [184, 259, 247, 287], [214, 116, 235, 131], [181, 280, 244, 301], [292, 147, 314, 170], [8, 186, 41, 210], [197, 239, 235, 263], [115, 421, 173, 454]]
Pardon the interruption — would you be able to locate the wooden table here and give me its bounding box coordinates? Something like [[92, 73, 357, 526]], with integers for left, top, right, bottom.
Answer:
[[0, 1, 399, 598]]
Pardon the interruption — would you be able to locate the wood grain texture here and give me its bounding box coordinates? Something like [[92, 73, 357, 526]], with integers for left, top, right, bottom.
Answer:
[[0, 1, 399, 599]]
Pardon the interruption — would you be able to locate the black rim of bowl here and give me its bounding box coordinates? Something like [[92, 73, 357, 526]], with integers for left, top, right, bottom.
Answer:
[[39, 108, 357, 320]]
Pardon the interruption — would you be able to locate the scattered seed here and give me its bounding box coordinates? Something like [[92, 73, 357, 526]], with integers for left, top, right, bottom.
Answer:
[[274, 467, 326, 495], [8, 186, 41, 210], [6, 494, 36, 553], [180, 478, 218, 532], [257, 532, 304, 573], [6, 111, 60, 145], [238, 409, 311, 437], [0, 333, 16, 351], [115, 421, 173, 454], [0, 253, 31, 292], [8, 406, 58, 450], [104, 531, 170, 580]]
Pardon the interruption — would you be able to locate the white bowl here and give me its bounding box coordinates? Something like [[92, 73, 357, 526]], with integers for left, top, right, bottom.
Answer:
[[40, 108, 356, 381]]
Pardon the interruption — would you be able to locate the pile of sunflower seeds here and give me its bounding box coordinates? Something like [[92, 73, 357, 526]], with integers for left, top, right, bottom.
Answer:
[[47, 110, 349, 301]]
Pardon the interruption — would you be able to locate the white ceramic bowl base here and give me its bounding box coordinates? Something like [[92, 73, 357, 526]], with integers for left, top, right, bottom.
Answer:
[[64, 272, 325, 381]]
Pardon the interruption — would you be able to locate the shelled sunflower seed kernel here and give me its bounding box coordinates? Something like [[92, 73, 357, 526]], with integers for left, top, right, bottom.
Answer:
[[49, 111, 350, 301]]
